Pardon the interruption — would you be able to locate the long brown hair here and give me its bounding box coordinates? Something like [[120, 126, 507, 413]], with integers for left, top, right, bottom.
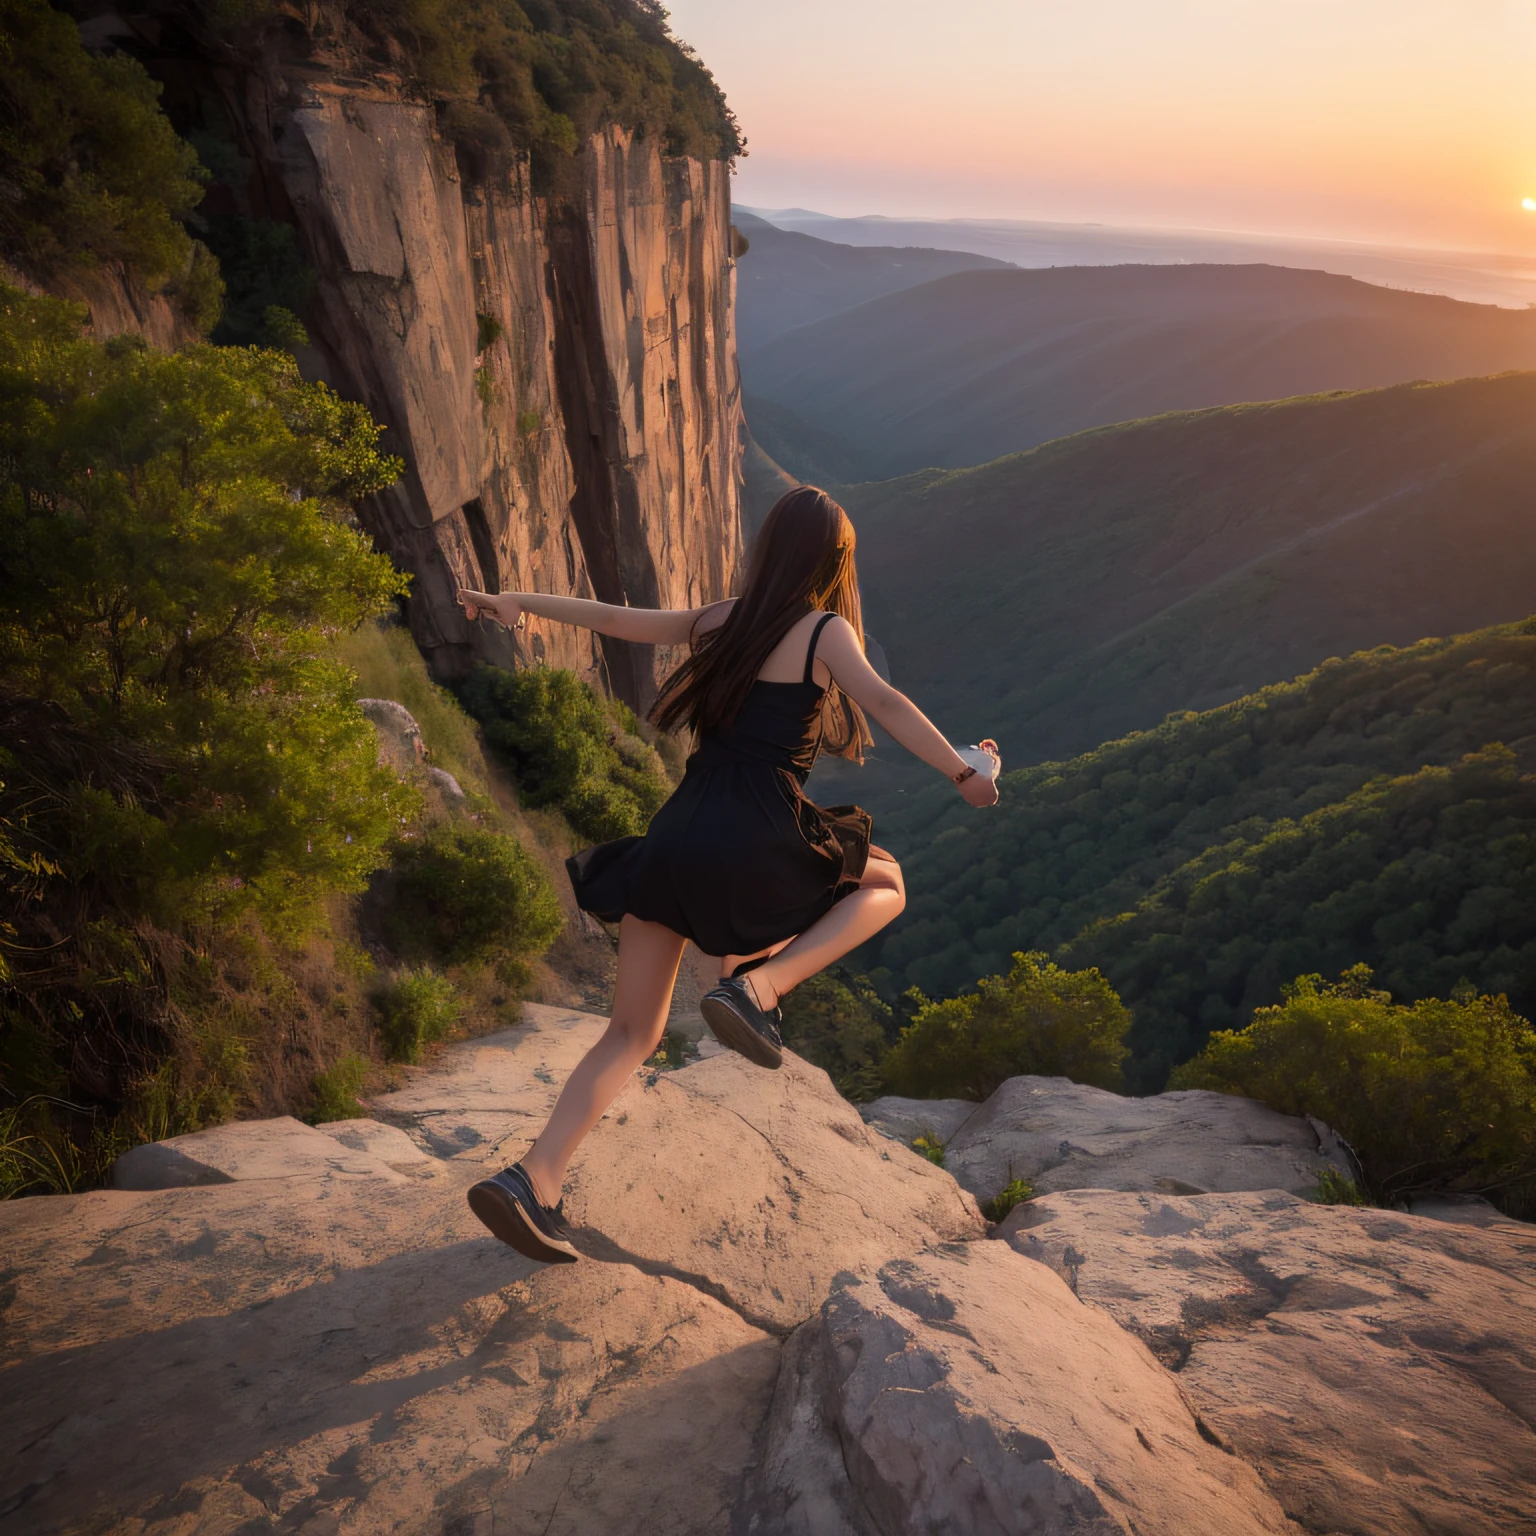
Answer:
[[653, 486, 873, 761]]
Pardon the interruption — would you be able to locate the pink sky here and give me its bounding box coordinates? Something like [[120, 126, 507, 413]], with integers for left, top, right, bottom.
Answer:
[[666, 0, 1536, 255]]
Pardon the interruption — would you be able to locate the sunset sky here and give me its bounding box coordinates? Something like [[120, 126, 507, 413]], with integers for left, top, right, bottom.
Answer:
[[665, 0, 1536, 255]]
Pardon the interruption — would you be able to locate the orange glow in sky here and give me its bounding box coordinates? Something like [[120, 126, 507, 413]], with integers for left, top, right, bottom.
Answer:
[[667, 0, 1536, 254]]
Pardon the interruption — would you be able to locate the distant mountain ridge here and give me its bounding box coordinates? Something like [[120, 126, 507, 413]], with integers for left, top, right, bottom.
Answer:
[[731, 209, 1012, 355], [744, 263, 1536, 480]]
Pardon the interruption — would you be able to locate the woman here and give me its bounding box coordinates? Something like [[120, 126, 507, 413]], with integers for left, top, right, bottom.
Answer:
[[456, 486, 998, 1263]]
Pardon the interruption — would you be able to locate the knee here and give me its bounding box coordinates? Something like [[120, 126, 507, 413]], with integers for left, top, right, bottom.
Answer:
[[609, 1010, 666, 1053]]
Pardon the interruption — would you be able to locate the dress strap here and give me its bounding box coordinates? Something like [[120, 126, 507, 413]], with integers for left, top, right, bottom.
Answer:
[[803, 612, 837, 684]]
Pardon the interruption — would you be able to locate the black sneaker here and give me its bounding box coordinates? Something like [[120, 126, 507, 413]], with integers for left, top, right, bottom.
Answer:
[[467, 1163, 580, 1264], [700, 975, 784, 1070]]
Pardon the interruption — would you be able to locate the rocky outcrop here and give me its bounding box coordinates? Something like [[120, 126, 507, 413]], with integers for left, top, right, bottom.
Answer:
[[741, 1245, 1292, 1536], [1005, 1189, 1536, 1536], [864, 1076, 1357, 1205], [4, 1007, 1531, 1534], [93, 7, 744, 711]]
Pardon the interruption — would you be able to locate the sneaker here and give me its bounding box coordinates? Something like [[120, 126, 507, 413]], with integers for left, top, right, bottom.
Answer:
[[700, 975, 784, 1070], [467, 1163, 580, 1263]]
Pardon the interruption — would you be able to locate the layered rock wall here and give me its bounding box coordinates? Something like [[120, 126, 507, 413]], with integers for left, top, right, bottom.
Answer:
[[94, 10, 744, 712]]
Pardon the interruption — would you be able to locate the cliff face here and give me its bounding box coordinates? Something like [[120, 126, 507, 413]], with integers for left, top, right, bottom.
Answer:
[[111, 12, 745, 712]]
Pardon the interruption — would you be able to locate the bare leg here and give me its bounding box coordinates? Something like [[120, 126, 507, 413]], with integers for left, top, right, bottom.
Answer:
[[738, 854, 905, 1011], [520, 914, 686, 1205]]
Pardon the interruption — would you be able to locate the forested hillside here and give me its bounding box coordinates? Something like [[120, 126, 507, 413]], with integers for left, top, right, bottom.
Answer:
[[806, 371, 1536, 828], [743, 263, 1536, 480], [860, 619, 1536, 1091]]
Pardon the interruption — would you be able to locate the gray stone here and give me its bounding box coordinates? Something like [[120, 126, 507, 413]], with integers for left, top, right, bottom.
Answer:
[[860, 1094, 980, 1148], [1003, 1189, 1536, 1535], [112, 1114, 413, 1190], [424, 764, 466, 805], [742, 1243, 1291, 1535], [357, 697, 425, 771], [943, 1075, 1353, 1207]]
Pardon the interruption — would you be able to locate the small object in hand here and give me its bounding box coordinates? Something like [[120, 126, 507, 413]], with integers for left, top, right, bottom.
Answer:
[[954, 740, 1002, 783]]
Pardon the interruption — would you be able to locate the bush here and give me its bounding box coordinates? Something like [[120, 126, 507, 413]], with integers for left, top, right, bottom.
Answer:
[[376, 968, 460, 1063], [386, 821, 563, 966], [779, 968, 895, 1100], [0, 286, 414, 1188], [882, 952, 1130, 1101], [460, 664, 670, 842], [910, 1133, 945, 1167], [308, 1054, 368, 1123], [0, 0, 210, 287], [1171, 967, 1536, 1218]]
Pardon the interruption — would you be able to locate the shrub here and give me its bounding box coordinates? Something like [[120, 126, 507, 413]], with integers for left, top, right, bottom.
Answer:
[[308, 1054, 368, 1123], [910, 1133, 945, 1167], [386, 821, 563, 966], [881, 952, 1130, 1101], [0, 286, 413, 1187], [460, 664, 670, 842], [1171, 967, 1536, 1218], [376, 968, 460, 1063], [779, 968, 894, 1100], [980, 1177, 1034, 1223]]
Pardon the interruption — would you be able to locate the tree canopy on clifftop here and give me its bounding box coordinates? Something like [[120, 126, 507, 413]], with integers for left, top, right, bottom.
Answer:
[[346, 0, 744, 170]]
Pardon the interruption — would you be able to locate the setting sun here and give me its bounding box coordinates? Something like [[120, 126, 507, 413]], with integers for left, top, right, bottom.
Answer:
[[1524, 197, 1536, 211]]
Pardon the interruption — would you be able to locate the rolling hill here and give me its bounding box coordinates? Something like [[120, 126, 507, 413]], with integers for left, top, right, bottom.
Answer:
[[731, 209, 1012, 355], [805, 371, 1536, 817], [853, 618, 1536, 1092], [742, 263, 1536, 480]]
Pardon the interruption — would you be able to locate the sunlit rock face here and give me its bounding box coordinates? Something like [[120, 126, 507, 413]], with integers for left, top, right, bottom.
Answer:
[[77, 6, 745, 713], [243, 77, 744, 708]]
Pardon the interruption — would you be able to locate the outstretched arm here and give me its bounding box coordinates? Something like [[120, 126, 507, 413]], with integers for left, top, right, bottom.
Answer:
[[816, 616, 999, 807], [458, 588, 733, 647]]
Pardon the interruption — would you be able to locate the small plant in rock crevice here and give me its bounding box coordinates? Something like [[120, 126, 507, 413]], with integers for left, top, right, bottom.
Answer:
[[1309, 1167, 1369, 1207], [981, 1177, 1035, 1224], [910, 1133, 946, 1167]]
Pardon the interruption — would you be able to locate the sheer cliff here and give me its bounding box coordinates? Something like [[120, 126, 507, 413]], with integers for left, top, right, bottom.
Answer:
[[67, 3, 745, 711]]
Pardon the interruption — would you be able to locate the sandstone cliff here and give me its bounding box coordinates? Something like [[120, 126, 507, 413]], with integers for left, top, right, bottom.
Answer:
[[84, 5, 745, 712]]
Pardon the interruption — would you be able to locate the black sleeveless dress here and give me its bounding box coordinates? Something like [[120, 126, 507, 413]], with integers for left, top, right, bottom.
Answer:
[[566, 614, 875, 957]]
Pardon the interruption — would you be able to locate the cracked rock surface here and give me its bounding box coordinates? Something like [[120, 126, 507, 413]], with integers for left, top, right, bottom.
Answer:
[[4, 1006, 1531, 1535], [1005, 1189, 1536, 1536], [739, 1243, 1291, 1536]]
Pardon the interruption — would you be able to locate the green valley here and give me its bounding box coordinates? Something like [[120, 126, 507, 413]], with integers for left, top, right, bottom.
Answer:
[[858, 617, 1536, 1091]]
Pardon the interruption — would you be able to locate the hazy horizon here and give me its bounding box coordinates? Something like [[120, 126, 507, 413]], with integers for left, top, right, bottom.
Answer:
[[667, 0, 1536, 258]]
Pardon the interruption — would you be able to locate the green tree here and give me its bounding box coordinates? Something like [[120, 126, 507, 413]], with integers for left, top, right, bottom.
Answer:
[[0, 285, 414, 927], [0, 0, 211, 290], [882, 951, 1130, 1101], [1171, 967, 1536, 1218]]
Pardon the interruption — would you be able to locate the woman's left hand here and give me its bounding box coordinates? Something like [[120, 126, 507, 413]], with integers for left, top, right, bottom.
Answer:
[[458, 588, 521, 628]]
